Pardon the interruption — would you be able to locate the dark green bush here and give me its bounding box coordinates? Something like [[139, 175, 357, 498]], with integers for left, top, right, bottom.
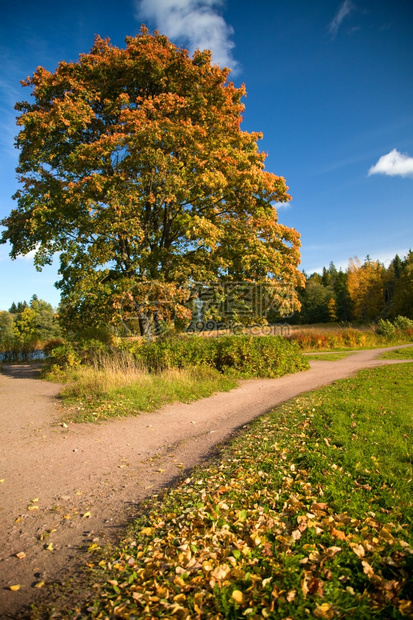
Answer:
[[134, 336, 216, 372], [132, 335, 308, 378], [376, 315, 413, 341], [213, 335, 309, 377], [43, 334, 308, 379]]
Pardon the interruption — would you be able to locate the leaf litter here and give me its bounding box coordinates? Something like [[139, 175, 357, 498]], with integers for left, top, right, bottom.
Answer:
[[33, 364, 413, 618]]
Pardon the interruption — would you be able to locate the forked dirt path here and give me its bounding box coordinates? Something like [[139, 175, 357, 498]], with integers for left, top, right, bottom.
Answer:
[[0, 345, 412, 618]]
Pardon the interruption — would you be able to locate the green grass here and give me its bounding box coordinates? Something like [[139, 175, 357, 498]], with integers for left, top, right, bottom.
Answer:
[[55, 365, 238, 423], [34, 363, 413, 618], [46, 337, 309, 422], [379, 346, 413, 360], [305, 352, 354, 361]]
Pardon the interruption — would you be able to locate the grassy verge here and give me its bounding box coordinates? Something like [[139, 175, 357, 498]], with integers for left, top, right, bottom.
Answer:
[[379, 346, 413, 360], [288, 330, 412, 352], [35, 363, 413, 618], [305, 352, 354, 361], [286, 318, 413, 352], [52, 365, 238, 423], [45, 336, 309, 423]]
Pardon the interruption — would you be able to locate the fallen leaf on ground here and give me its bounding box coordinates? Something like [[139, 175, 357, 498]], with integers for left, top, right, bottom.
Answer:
[[349, 543, 365, 558], [361, 561, 375, 578], [232, 590, 244, 603], [314, 603, 335, 619]]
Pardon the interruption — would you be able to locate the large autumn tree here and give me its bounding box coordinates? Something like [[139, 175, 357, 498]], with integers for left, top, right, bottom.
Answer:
[[1, 28, 303, 333]]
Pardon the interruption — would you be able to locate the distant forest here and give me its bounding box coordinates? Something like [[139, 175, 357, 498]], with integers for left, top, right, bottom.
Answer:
[[289, 250, 413, 324]]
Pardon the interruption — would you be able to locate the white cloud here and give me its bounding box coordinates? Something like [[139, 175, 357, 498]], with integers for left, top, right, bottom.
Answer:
[[368, 149, 413, 178], [16, 248, 38, 261], [136, 0, 239, 73], [328, 0, 354, 39]]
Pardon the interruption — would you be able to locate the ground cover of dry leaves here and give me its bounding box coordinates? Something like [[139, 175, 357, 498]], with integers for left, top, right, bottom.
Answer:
[[34, 362, 413, 619]]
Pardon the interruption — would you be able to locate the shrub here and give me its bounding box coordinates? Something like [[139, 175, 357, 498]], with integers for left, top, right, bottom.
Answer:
[[77, 339, 109, 365], [133, 335, 308, 378], [43, 338, 66, 356], [393, 315, 413, 331], [42, 334, 309, 380], [213, 335, 308, 377], [135, 336, 216, 372], [47, 344, 81, 369], [376, 319, 397, 338], [375, 316, 413, 341]]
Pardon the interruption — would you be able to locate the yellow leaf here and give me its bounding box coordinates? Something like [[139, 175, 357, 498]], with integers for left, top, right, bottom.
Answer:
[[173, 593, 186, 604], [211, 564, 230, 580], [0, 479, 5, 483], [140, 527, 154, 536], [232, 590, 244, 603], [16, 552, 26, 560], [28, 505, 39, 511], [286, 589, 296, 602], [9, 585, 20, 591], [46, 543, 54, 551], [174, 576, 186, 587], [361, 560, 375, 578], [156, 585, 169, 599], [399, 600, 413, 615], [82, 512, 91, 518], [311, 502, 328, 511], [34, 581, 45, 589], [314, 603, 335, 619], [379, 526, 394, 541], [349, 543, 365, 558]]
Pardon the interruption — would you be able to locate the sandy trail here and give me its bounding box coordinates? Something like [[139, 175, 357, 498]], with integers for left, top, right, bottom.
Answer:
[[0, 345, 412, 618]]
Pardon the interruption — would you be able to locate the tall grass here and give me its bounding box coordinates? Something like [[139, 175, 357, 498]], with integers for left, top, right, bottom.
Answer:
[[55, 351, 238, 422], [44, 336, 308, 422], [288, 325, 413, 351]]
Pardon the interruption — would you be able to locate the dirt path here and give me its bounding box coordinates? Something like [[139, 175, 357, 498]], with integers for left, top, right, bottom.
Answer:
[[0, 345, 412, 618]]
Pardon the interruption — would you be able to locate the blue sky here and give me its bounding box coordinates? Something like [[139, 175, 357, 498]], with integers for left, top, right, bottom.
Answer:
[[0, 0, 412, 310]]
